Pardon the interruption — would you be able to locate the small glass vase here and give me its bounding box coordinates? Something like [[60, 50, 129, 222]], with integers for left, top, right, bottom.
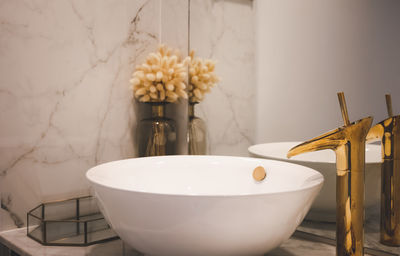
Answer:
[[188, 102, 207, 155], [137, 103, 177, 157]]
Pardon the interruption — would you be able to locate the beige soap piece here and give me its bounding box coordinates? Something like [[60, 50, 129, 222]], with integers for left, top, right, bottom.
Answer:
[[253, 166, 266, 181]]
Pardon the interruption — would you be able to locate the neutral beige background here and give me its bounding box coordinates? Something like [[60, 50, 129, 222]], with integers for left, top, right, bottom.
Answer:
[[255, 0, 400, 142]]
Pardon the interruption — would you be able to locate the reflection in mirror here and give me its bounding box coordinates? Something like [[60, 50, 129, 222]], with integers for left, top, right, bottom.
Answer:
[[189, 0, 255, 156]]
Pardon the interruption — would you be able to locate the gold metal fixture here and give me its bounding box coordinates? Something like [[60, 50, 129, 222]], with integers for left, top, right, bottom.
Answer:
[[386, 94, 393, 118], [366, 94, 400, 247], [288, 92, 372, 256], [338, 92, 351, 126], [253, 166, 266, 181], [152, 104, 165, 118]]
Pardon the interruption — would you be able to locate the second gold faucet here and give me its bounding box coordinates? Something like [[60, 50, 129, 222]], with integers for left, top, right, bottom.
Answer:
[[367, 94, 400, 247]]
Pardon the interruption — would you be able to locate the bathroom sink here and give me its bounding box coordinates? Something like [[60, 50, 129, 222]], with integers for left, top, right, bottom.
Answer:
[[86, 155, 323, 256], [248, 142, 381, 222]]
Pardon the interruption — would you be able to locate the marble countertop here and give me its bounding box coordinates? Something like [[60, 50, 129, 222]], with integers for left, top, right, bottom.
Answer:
[[298, 222, 399, 256], [297, 211, 399, 256], [0, 228, 137, 256], [1, 221, 397, 256], [0, 227, 338, 256]]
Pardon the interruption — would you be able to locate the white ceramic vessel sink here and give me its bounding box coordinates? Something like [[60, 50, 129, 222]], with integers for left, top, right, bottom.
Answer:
[[87, 156, 323, 256], [248, 142, 381, 222]]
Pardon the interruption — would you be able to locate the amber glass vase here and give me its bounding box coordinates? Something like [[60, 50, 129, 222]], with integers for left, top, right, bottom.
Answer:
[[137, 103, 177, 157], [188, 102, 207, 155]]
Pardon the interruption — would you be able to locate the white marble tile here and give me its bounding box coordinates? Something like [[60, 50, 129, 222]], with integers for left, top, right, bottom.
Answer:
[[0, 228, 140, 256], [190, 0, 255, 156], [0, 209, 15, 231], [0, 0, 254, 232], [0, 0, 168, 230], [0, 227, 349, 256], [298, 217, 400, 255]]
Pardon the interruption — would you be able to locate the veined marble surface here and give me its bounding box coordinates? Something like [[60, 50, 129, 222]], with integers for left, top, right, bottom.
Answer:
[[0, 209, 15, 231], [0, 227, 341, 256], [4, 212, 394, 255], [0, 0, 189, 231], [0, 0, 255, 230], [0, 228, 140, 256], [298, 212, 400, 255], [0, 0, 255, 231], [190, 0, 256, 156]]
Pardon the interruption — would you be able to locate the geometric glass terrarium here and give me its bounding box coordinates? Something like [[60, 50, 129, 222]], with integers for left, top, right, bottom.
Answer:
[[27, 196, 118, 246]]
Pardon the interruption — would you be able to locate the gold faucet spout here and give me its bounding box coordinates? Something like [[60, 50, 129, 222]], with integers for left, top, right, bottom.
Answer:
[[287, 128, 344, 159]]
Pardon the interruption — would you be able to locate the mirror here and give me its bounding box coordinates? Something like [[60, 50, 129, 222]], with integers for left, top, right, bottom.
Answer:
[[189, 0, 256, 156]]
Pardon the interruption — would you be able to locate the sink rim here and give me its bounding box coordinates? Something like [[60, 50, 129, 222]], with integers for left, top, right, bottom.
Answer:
[[248, 141, 381, 164], [86, 155, 324, 198]]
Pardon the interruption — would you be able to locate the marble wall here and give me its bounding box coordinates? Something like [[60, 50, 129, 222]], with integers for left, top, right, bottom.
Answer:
[[0, 0, 255, 230], [190, 0, 255, 156], [0, 0, 255, 231], [0, 0, 188, 231]]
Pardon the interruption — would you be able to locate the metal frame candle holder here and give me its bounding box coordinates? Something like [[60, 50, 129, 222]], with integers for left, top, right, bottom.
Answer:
[[27, 196, 118, 246]]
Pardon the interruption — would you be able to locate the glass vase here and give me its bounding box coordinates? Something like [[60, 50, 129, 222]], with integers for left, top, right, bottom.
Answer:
[[188, 102, 207, 155], [137, 103, 177, 157]]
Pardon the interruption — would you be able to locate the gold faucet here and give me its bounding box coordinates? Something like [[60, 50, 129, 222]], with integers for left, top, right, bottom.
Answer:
[[366, 94, 400, 247], [288, 92, 372, 256]]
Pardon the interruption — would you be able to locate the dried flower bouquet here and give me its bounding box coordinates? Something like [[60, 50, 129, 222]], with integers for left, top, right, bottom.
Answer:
[[188, 50, 219, 103], [130, 45, 189, 103]]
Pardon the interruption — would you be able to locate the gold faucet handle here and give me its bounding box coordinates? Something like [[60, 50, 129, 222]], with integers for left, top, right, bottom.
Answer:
[[366, 116, 400, 161], [366, 116, 400, 142], [367, 94, 398, 144], [386, 94, 393, 117]]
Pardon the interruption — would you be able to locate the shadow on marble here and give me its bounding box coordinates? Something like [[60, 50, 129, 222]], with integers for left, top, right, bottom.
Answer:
[[298, 217, 399, 256], [267, 248, 297, 256], [86, 241, 142, 256]]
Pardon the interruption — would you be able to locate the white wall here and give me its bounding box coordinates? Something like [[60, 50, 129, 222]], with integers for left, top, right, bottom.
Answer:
[[255, 0, 400, 143]]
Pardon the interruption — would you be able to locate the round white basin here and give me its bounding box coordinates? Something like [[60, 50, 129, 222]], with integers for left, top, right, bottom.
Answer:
[[86, 155, 323, 256], [248, 142, 381, 222]]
